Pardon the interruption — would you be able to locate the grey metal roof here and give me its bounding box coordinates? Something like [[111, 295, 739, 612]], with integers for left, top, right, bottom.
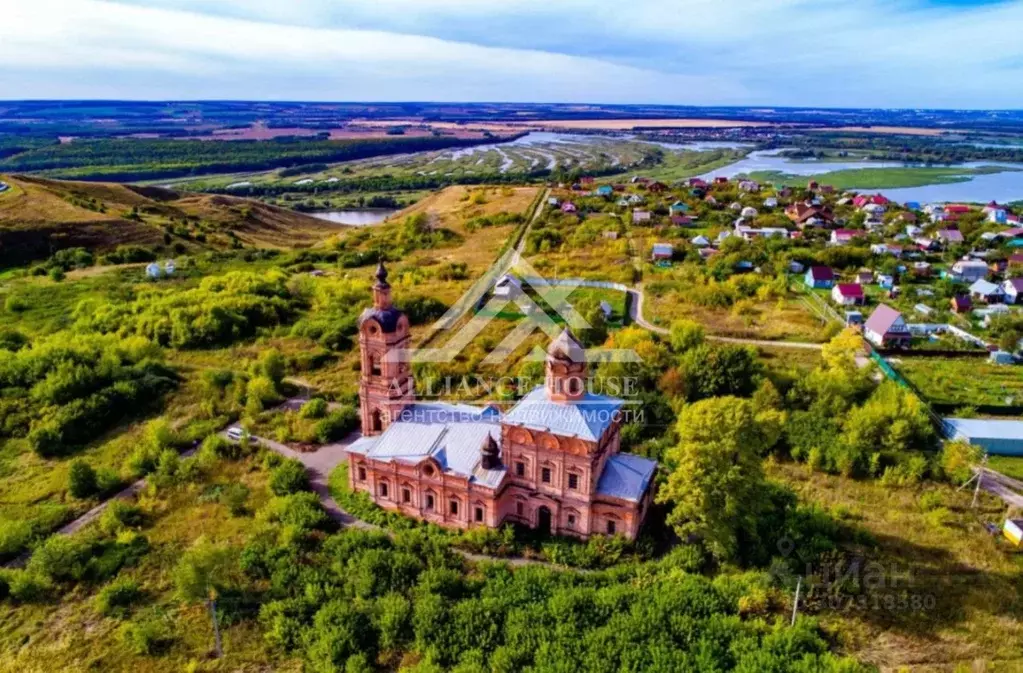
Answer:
[[596, 453, 657, 502], [502, 386, 624, 442], [346, 402, 506, 488]]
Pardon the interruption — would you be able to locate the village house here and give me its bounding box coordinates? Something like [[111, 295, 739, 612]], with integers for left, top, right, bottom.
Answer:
[[346, 265, 658, 540], [670, 215, 693, 227], [561, 202, 577, 214], [970, 279, 1005, 304], [936, 229, 965, 246], [690, 235, 711, 248], [871, 243, 904, 257], [864, 304, 911, 349], [738, 180, 760, 193], [651, 243, 674, 262], [950, 295, 973, 313], [804, 266, 835, 289], [854, 270, 874, 285], [596, 185, 614, 197], [985, 201, 1008, 224], [1003, 278, 1023, 304], [669, 201, 689, 215], [948, 259, 990, 283], [493, 274, 523, 300], [763, 197, 778, 208], [832, 283, 866, 306], [830, 229, 862, 246], [632, 210, 652, 224], [785, 202, 834, 228]]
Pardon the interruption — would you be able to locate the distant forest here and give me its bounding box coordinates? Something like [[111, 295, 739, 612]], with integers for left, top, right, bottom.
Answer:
[[0, 135, 516, 182]]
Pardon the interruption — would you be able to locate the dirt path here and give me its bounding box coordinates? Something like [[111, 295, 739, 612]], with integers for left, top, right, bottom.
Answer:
[[623, 286, 823, 350]]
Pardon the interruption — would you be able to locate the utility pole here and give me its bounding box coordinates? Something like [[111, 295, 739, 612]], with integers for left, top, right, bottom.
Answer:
[[791, 577, 802, 627], [972, 454, 989, 509]]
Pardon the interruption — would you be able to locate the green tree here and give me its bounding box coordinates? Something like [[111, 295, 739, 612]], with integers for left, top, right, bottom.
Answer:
[[657, 397, 771, 561], [938, 439, 983, 484], [67, 460, 98, 499], [173, 537, 233, 657], [669, 319, 705, 353]]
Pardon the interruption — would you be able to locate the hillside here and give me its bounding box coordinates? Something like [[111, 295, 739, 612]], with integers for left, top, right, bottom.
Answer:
[[0, 174, 342, 265]]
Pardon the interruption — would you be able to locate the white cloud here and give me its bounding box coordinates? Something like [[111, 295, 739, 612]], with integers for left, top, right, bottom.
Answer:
[[0, 0, 747, 102], [3, 0, 1023, 105]]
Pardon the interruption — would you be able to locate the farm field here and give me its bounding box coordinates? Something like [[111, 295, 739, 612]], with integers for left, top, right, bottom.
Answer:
[[892, 356, 1023, 408]]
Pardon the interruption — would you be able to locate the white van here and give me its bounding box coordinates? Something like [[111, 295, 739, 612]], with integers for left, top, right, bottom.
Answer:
[[226, 426, 245, 442]]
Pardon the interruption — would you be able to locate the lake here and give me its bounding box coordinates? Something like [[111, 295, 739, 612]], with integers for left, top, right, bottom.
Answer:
[[310, 209, 396, 226], [700, 149, 1023, 203]]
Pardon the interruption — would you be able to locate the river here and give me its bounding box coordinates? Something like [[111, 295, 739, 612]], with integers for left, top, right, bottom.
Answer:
[[310, 209, 396, 226], [698, 149, 1023, 204]]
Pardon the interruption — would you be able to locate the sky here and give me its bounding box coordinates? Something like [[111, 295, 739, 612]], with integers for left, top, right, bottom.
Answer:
[[1, 0, 1022, 108]]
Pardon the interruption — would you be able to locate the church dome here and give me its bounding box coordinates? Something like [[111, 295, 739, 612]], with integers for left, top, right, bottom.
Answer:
[[547, 329, 586, 363]]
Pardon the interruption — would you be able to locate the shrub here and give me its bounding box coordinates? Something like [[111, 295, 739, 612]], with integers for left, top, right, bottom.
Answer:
[[100, 501, 145, 536], [269, 459, 309, 496], [27, 534, 94, 582], [5, 569, 51, 602], [68, 460, 99, 499], [221, 483, 251, 516], [4, 295, 28, 313], [257, 493, 330, 532], [300, 398, 329, 420], [95, 577, 143, 617], [314, 407, 359, 444], [119, 615, 172, 655], [0, 520, 34, 559]]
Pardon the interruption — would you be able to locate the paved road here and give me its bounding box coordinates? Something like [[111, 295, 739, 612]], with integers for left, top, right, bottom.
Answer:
[[625, 286, 824, 350]]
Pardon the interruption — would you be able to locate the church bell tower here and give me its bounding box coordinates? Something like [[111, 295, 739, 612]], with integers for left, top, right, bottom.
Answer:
[[357, 263, 415, 435]]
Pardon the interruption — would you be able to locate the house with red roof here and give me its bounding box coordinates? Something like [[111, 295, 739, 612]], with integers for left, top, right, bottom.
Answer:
[[864, 305, 911, 348], [832, 283, 866, 306], [945, 204, 972, 215], [714, 177, 729, 185]]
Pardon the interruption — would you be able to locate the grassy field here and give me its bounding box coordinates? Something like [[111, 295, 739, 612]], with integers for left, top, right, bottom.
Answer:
[[0, 453, 294, 673], [744, 165, 1019, 190], [0, 174, 341, 266], [892, 356, 1023, 407], [770, 461, 1023, 670]]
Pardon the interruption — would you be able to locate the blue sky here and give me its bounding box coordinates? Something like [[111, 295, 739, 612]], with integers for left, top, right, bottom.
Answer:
[[2, 0, 1022, 107]]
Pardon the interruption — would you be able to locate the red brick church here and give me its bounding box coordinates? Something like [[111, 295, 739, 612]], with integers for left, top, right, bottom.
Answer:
[[345, 264, 657, 540]]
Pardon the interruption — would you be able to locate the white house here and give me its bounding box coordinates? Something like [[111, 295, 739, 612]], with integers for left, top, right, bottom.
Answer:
[[763, 197, 778, 208], [690, 235, 711, 248], [832, 283, 865, 306], [493, 274, 522, 299], [864, 304, 912, 348], [1003, 278, 1023, 304], [949, 259, 989, 283], [970, 279, 1005, 304], [740, 206, 758, 219], [633, 210, 652, 224]]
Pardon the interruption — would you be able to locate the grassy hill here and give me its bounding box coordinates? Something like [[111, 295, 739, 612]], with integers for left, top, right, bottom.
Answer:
[[0, 174, 342, 266]]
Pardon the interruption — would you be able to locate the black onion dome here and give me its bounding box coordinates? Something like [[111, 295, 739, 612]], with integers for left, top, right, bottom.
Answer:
[[359, 306, 404, 333], [374, 261, 390, 288], [480, 434, 501, 469]]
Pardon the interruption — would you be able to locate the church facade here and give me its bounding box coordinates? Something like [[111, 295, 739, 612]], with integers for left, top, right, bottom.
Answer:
[[345, 264, 657, 540]]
